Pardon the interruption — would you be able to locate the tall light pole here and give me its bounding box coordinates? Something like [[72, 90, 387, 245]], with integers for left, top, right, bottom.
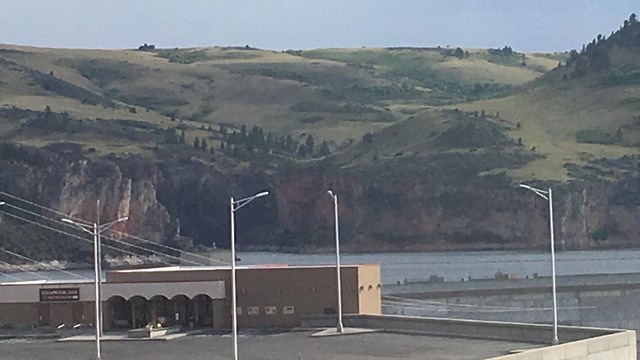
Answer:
[[519, 184, 558, 345], [327, 190, 344, 333], [230, 191, 269, 360], [62, 199, 128, 360]]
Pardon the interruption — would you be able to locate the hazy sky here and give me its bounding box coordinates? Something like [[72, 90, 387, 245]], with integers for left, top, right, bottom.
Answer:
[[0, 1, 637, 52]]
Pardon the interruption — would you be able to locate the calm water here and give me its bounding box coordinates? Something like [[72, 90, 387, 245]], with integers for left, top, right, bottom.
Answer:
[[5, 249, 640, 285], [239, 249, 640, 284]]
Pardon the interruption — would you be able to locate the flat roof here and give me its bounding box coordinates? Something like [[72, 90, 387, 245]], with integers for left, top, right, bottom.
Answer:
[[0, 330, 538, 360], [110, 263, 370, 273], [0, 264, 378, 285], [0, 279, 92, 286]]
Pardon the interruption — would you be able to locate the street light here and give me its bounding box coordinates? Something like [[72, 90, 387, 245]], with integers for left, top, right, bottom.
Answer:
[[327, 190, 344, 333], [230, 190, 269, 360], [519, 183, 558, 345], [62, 200, 128, 360]]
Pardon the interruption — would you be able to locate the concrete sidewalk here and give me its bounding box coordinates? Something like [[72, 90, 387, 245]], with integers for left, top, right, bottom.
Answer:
[[311, 327, 379, 337], [58, 332, 188, 342]]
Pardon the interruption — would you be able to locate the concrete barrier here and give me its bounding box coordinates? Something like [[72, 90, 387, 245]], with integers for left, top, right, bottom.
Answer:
[[303, 314, 616, 344], [302, 314, 636, 359], [487, 331, 637, 360]]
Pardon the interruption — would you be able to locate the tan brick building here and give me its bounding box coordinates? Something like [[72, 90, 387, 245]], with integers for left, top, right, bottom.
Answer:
[[0, 264, 381, 331]]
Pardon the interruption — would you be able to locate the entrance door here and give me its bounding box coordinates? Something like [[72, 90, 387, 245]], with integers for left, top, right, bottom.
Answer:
[[38, 303, 50, 327], [72, 303, 84, 326]]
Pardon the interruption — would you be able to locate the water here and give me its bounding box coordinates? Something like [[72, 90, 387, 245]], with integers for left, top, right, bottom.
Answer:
[[5, 249, 640, 285], [239, 248, 640, 284]]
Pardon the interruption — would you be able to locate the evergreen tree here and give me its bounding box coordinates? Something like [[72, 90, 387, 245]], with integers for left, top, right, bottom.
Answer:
[[297, 144, 307, 158], [318, 141, 330, 156], [163, 128, 179, 144], [285, 135, 295, 152], [232, 145, 241, 158], [180, 131, 186, 144], [304, 134, 315, 155], [193, 137, 200, 150], [201, 138, 208, 152]]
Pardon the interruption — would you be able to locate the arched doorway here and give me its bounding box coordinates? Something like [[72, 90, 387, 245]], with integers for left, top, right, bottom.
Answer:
[[149, 295, 171, 327], [191, 294, 213, 328], [170, 295, 189, 327], [130, 295, 149, 329], [107, 296, 131, 329]]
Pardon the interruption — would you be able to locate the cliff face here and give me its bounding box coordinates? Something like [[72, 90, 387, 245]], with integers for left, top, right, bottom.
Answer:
[[1, 143, 639, 257], [267, 164, 640, 252], [0, 144, 177, 247]]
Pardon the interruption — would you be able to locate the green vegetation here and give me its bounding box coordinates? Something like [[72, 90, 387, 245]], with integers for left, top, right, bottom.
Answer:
[[590, 223, 619, 241], [156, 49, 212, 64], [290, 101, 395, 122], [106, 90, 189, 112], [221, 124, 330, 160], [575, 129, 619, 145], [29, 69, 115, 107], [433, 113, 513, 149], [68, 59, 144, 87], [299, 48, 514, 104]]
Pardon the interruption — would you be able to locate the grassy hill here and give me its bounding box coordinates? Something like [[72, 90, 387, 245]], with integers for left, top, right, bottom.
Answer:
[[450, 16, 640, 181], [6, 16, 640, 256], [0, 43, 558, 161], [1, 18, 639, 190]]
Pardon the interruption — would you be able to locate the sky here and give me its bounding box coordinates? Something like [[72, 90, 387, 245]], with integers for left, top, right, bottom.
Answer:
[[0, 1, 637, 52]]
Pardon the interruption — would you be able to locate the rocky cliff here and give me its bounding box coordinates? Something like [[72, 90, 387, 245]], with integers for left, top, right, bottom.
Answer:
[[0, 143, 179, 261], [1, 142, 639, 262]]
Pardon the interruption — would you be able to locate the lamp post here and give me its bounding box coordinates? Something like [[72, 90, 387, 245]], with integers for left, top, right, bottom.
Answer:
[[230, 191, 269, 360], [62, 200, 128, 360], [327, 190, 344, 333], [519, 184, 558, 345]]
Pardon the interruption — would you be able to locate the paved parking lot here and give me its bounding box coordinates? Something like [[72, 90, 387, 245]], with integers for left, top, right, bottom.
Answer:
[[0, 330, 537, 360]]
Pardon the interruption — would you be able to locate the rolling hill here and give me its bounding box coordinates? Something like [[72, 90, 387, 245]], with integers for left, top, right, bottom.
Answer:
[[0, 43, 558, 157], [3, 15, 640, 263]]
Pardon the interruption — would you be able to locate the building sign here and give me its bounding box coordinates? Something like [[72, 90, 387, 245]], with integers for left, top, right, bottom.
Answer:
[[265, 306, 277, 315], [283, 306, 295, 315], [39, 288, 80, 302], [247, 306, 259, 316]]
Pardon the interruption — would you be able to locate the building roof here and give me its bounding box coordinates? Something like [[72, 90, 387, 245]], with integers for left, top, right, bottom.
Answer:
[[109, 263, 370, 274]]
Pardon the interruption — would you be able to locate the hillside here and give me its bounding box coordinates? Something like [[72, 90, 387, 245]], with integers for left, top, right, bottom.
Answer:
[[0, 44, 556, 158], [5, 16, 640, 263], [453, 15, 640, 181]]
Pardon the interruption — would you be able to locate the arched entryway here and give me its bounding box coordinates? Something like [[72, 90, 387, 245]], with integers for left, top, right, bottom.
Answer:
[[170, 295, 189, 327], [149, 295, 171, 326], [191, 294, 213, 328], [105, 294, 216, 330], [129, 295, 149, 329], [107, 296, 131, 329]]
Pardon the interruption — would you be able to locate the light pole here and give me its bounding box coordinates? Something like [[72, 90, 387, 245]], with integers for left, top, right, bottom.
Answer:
[[230, 191, 269, 360], [62, 199, 128, 360], [327, 190, 344, 333], [519, 184, 558, 345]]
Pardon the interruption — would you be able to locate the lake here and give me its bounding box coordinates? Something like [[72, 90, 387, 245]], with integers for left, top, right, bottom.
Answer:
[[4, 248, 640, 285]]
